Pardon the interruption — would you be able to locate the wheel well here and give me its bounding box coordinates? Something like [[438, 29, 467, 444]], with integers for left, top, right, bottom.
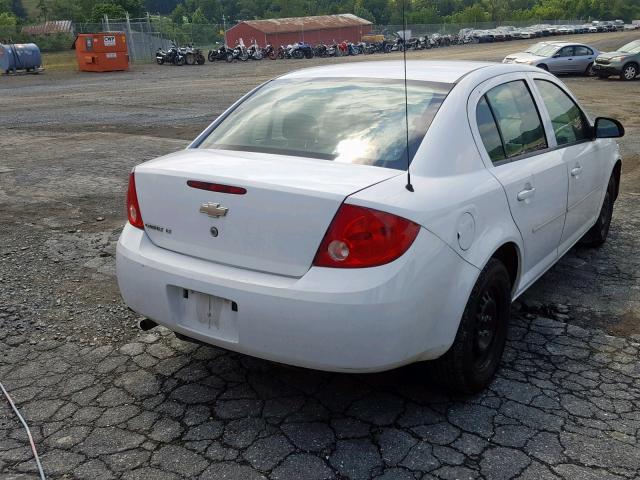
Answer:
[[491, 243, 519, 290], [612, 160, 622, 200]]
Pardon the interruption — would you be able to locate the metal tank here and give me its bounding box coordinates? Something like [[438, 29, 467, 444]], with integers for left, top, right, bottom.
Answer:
[[0, 43, 42, 73]]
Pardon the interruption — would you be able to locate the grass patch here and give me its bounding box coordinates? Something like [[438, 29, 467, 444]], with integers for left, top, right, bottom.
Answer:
[[42, 50, 77, 72]]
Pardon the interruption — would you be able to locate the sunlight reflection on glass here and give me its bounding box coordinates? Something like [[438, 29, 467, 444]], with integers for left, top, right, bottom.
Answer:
[[334, 137, 373, 164]]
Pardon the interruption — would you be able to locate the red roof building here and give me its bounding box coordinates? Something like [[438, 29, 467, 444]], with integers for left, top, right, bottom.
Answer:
[[226, 14, 372, 47], [22, 20, 74, 35]]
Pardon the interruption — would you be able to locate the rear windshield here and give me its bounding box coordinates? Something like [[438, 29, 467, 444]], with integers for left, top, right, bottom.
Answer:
[[196, 77, 451, 170], [525, 43, 558, 56]]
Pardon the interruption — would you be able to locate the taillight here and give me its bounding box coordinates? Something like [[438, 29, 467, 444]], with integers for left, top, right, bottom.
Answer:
[[313, 204, 420, 268], [127, 172, 144, 229]]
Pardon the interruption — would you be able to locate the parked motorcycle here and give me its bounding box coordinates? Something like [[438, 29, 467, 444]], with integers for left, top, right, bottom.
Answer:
[[208, 45, 234, 63], [155, 45, 185, 66], [314, 42, 328, 58], [262, 44, 277, 60], [289, 42, 314, 59], [231, 43, 249, 61], [326, 42, 340, 57], [276, 45, 290, 59], [247, 42, 263, 60]]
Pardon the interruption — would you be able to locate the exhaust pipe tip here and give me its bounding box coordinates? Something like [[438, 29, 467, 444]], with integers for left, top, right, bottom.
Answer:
[[138, 318, 158, 331]]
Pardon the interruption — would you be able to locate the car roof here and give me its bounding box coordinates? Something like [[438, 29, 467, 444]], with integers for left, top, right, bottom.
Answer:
[[540, 41, 591, 47], [278, 60, 496, 84]]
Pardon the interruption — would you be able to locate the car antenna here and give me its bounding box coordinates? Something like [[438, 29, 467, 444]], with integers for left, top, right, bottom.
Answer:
[[402, 0, 414, 192]]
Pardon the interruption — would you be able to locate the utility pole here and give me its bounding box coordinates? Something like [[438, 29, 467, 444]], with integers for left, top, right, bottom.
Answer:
[[222, 14, 227, 46]]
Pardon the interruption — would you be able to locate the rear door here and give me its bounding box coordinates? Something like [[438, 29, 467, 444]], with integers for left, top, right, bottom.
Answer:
[[531, 77, 606, 251], [573, 45, 596, 73], [469, 75, 568, 289]]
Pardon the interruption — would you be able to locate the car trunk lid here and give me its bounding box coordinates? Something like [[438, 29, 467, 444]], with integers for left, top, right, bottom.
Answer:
[[134, 149, 401, 277]]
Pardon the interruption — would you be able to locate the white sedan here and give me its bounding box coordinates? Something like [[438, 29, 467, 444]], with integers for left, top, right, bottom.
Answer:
[[117, 61, 623, 392]]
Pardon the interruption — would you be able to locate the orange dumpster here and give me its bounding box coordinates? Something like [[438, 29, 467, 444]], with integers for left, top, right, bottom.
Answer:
[[74, 32, 129, 72]]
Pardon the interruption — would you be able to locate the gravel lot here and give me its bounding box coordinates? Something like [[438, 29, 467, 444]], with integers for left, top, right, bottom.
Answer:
[[1, 30, 640, 480]]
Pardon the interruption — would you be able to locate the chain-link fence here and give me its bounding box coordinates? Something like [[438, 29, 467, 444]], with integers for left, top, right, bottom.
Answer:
[[3, 17, 585, 63], [372, 19, 583, 36], [74, 18, 223, 63]]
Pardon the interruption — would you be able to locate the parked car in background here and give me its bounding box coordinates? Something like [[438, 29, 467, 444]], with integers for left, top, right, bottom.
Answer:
[[117, 61, 623, 393], [503, 41, 599, 75], [594, 39, 640, 80]]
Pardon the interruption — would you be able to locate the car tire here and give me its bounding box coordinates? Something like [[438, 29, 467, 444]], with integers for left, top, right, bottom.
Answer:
[[585, 62, 595, 76], [538, 63, 548, 71], [428, 258, 511, 393], [580, 174, 616, 247], [621, 62, 638, 81]]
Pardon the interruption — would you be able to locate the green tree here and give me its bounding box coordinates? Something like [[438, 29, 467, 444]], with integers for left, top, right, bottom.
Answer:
[[449, 3, 489, 23], [171, 2, 186, 23], [191, 5, 206, 21], [49, 0, 88, 22], [90, 1, 127, 21], [37, 0, 49, 19], [354, 0, 375, 21], [0, 10, 17, 23]]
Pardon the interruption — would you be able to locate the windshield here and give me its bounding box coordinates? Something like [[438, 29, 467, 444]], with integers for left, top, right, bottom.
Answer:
[[197, 77, 451, 170], [525, 43, 559, 56], [619, 40, 640, 54]]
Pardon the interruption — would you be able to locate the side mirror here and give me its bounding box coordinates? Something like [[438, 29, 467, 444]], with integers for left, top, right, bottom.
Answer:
[[594, 117, 625, 139]]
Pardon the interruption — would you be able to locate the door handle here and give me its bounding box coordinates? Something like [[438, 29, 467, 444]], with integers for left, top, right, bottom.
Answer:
[[571, 166, 583, 177], [517, 186, 536, 201]]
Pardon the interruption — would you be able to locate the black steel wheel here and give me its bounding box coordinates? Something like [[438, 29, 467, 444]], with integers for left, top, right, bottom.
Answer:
[[428, 258, 511, 393], [184, 53, 195, 65]]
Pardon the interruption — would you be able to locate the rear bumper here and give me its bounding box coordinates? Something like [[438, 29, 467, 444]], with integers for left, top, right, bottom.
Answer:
[[116, 224, 478, 372]]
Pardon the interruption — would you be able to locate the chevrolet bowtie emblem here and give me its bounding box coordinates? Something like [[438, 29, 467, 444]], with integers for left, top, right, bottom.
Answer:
[[199, 202, 228, 218]]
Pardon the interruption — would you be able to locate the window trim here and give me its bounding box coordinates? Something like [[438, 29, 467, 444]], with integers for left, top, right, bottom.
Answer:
[[532, 78, 594, 149], [480, 79, 550, 166], [557, 46, 575, 57], [477, 94, 507, 164]]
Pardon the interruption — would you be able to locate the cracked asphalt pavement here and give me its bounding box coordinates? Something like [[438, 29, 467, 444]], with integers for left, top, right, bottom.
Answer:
[[1, 30, 640, 479]]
